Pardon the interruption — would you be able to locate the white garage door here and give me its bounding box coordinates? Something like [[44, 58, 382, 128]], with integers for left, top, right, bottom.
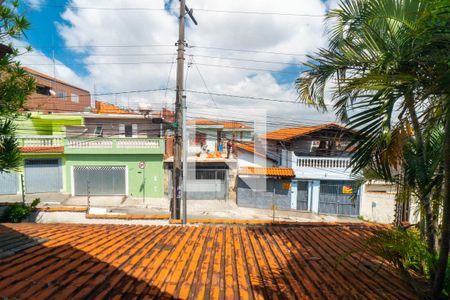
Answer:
[[73, 166, 126, 196]]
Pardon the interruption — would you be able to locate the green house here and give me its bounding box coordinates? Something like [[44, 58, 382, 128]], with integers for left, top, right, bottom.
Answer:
[[0, 112, 165, 199]]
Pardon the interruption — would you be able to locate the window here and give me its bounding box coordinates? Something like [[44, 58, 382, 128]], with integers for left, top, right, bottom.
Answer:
[[57, 90, 67, 100], [195, 132, 206, 146], [36, 85, 51, 96], [125, 124, 133, 137], [71, 93, 79, 103], [120, 124, 137, 137], [94, 125, 103, 137]]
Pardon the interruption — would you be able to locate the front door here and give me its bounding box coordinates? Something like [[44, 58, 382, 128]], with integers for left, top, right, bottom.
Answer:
[[296, 181, 308, 211]]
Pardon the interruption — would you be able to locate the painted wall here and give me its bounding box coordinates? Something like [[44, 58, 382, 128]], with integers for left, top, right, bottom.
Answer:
[[15, 113, 84, 136], [237, 151, 275, 168], [64, 154, 164, 198]]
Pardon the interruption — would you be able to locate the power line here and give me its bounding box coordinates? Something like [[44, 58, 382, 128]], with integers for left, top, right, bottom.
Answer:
[[25, 4, 325, 17], [188, 45, 308, 57], [22, 61, 302, 74]]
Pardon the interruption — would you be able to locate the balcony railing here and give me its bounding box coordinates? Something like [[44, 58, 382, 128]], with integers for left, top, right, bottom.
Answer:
[[17, 135, 64, 147], [17, 136, 164, 154], [296, 156, 351, 169]]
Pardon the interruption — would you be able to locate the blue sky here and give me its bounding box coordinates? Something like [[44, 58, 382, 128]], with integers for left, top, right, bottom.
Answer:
[[16, 0, 337, 125]]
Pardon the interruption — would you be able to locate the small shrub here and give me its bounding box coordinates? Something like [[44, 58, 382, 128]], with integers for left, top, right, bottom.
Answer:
[[366, 228, 433, 276], [0, 198, 40, 223]]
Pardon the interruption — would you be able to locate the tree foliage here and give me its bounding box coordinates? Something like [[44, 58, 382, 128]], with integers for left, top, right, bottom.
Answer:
[[0, 0, 35, 172], [296, 0, 449, 296]]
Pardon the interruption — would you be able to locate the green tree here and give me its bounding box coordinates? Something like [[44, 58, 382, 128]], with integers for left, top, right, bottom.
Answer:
[[296, 0, 449, 296], [0, 0, 35, 172]]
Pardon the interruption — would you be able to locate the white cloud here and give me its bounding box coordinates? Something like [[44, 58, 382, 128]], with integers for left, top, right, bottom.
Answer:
[[21, 0, 338, 128], [23, 0, 46, 10]]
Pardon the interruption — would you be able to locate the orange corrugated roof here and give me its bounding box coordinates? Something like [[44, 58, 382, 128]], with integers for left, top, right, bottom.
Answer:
[[20, 146, 64, 153], [239, 166, 295, 177], [0, 223, 413, 299], [261, 123, 349, 141], [94, 101, 131, 114]]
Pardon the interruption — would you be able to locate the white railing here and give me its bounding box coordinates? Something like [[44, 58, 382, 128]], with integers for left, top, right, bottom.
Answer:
[[67, 138, 113, 148], [18, 135, 64, 147], [116, 138, 160, 149], [296, 156, 351, 169]]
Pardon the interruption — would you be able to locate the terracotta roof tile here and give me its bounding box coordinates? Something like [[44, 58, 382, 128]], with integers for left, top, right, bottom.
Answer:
[[20, 146, 64, 153], [189, 118, 251, 129], [0, 223, 419, 299], [94, 101, 133, 114], [261, 122, 350, 141], [239, 166, 295, 177]]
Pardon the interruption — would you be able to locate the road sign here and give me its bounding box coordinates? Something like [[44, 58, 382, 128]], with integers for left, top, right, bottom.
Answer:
[[138, 161, 146, 169]]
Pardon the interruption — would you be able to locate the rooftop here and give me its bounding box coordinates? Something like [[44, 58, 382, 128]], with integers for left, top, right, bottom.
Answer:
[[239, 166, 295, 177], [188, 118, 252, 129], [94, 101, 134, 115], [261, 122, 350, 142], [0, 223, 418, 299], [23, 67, 90, 93]]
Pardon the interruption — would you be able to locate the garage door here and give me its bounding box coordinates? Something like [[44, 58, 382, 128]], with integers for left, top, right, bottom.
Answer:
[[169, 169, 227, 200], [0, 172, 18, 195], [73, 166, 126, 196], [319, 180, 360, 216], [25, 159, 62, 193]]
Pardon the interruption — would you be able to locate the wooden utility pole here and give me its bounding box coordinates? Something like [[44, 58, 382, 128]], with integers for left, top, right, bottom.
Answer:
[[172, 0, 197, 220]]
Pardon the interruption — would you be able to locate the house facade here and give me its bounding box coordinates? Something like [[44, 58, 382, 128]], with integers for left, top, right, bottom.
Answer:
[[256, 123, 362, 217], [23, 67, 91, 114], [0, 108, 165, 200]]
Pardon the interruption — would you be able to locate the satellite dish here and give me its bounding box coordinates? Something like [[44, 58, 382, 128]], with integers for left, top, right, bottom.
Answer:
[[49, 89, 56, 96]]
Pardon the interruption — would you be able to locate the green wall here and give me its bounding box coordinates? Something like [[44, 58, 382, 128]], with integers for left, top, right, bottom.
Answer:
[[15, 113, 84, 136], [64, 154, 164, 198]]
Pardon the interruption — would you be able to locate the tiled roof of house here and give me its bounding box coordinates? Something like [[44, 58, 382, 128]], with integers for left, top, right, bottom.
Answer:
[[235, 143, 276, 161], [94, 101, 132, 114], [19, 146, 64, 153], [239, 166, 295, 177], [261, 122, 350, 141], [189, 118, 251, 129], [0, 223, 417, 299]]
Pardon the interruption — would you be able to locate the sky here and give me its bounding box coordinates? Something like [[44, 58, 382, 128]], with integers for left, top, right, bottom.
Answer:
[[17, 0, 340, 130]]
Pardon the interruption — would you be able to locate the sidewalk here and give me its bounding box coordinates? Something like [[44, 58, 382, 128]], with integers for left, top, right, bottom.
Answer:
[[0, 193, 363, 224]]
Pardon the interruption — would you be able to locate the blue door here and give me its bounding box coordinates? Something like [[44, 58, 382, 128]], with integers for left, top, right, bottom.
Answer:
[[25, 159, 62, 193]]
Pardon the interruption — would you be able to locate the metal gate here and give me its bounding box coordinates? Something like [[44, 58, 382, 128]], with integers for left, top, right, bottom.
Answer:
[[0, 172, 18, 195], [237, 177, 291, 209], [169, 169, 228, 200], [25, 159, 62, 193], [73, 166, 126, 196], [296, 181, 308, 211], [319, 180, 360, 216]]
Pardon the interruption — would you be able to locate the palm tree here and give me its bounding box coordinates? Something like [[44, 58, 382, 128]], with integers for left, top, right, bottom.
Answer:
[[296, 0, 449, 295]]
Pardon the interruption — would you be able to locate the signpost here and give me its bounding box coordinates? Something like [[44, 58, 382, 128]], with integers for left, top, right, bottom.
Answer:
[[139, 161, 146, 204]]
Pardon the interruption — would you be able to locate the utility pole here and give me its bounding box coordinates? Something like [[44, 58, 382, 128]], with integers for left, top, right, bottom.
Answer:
[[172, 0, 197, 221]]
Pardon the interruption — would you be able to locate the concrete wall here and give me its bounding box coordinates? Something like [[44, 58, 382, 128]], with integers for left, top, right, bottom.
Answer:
[[237, 151, 275, 168], [360, 191, 396, 224], [64, 154, 164, 198]]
